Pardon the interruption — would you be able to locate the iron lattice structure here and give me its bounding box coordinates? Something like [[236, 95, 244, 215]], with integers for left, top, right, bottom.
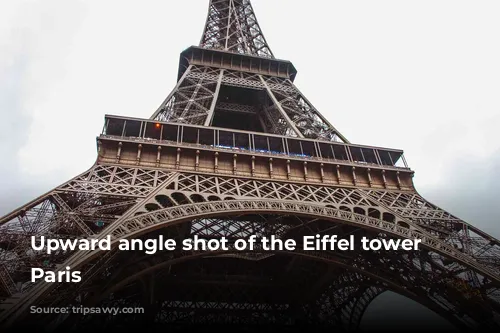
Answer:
[[1, 0, 500, 331]]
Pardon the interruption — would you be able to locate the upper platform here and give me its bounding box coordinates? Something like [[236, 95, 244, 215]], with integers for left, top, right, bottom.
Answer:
[[178, 46, 298, 82], [102, 114, 410, 171], [97, 114, 414, 191]]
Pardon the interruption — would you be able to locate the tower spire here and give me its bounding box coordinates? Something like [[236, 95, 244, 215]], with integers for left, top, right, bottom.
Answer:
[[2, 2, 500, 330], [199, 0, 274, 58], [150, 0, 349, 143]]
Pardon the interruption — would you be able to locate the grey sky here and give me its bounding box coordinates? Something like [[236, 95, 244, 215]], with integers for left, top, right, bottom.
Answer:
[[1, 0, 499, 329]]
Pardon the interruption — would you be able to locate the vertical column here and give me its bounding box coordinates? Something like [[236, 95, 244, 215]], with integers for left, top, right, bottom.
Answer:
[[150, 65, 194, 121], [97, 140, 103, 157], [195, 150, 200, 171], [204, 69, 225, 126], [136, 144, 142, 165], [233, 154, 238, 175], [116, 142, 123, 163], [260, 75, 304, 138], [176, 148, 181, 169], [269, 158, 273, 178], [156, 146, 162, 167]]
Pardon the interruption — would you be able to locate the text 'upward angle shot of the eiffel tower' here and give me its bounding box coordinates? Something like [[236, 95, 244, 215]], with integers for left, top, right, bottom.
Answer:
[[0, 0, 499, 331]]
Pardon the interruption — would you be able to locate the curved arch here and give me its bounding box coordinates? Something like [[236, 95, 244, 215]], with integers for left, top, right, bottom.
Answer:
[[189, 194, 205, 203], [398, 221, 410, 229], [171, 192, 189, 205], [88, 248, 398, 301], [144, 203, 160, 212], [3, 199, 498, 328], [155, 194, 174, 208], [78, 246, 467, 331], [104, 199, 495, 282], [346, 286, 385, 330], [382, 212, 395, 223], [312, 279, 385, 330], [368, 208, 380, 219], [353, 207, 365, 215]]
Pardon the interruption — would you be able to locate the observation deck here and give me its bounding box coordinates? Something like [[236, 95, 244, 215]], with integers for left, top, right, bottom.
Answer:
[[98, 115, 414, 190]]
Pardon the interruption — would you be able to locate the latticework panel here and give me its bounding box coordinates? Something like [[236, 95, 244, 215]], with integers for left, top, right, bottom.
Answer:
[[151, 66, 348, 142], [17, 212, 498, 330], [0, 164, 176, 298], [200, 0, 274, 58], [1, 167, 499, 331], [363, 189, 500, 277], [152, 66, 221, 124]]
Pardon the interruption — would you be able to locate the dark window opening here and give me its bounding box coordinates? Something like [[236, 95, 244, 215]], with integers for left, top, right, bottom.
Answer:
[[211, 85, 268, 133]]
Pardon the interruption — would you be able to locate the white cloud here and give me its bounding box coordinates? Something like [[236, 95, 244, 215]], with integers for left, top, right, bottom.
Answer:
[[0, 0, 499, 327]]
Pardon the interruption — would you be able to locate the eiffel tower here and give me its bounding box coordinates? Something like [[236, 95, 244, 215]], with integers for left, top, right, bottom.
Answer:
[[1, 0, 499, 331]]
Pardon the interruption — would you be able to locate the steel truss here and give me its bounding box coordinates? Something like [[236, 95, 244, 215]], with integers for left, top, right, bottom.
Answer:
[[151, 66, 347, 142], [0, 166, 499, 330], [1, 0, 499, 331]]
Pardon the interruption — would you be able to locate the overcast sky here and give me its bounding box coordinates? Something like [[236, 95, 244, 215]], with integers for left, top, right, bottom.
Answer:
[[0, 0, 499, 329]]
